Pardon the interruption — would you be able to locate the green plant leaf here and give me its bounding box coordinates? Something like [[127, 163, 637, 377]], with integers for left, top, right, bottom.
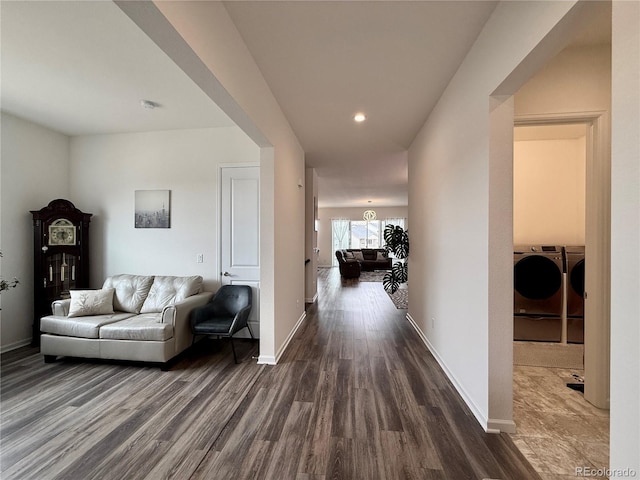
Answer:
[[393, 262, 408, 283], [383, 224, 396, 246], [383, 271, 399, 294], [383, 224, 409, 259]]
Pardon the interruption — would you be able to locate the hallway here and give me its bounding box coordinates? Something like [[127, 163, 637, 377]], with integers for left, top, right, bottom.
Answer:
[[289, 267, 541, 479], [1, 267, 539, 479]]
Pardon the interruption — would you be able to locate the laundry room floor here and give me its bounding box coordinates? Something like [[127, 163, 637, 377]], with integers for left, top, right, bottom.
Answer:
[[511, 365, 610, 479]]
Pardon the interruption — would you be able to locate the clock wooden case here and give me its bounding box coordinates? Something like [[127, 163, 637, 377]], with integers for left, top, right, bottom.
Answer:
[[31, 199, 92, 346]]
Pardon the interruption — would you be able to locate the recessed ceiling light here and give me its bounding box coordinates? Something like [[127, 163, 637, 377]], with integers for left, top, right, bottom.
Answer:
[[354, 112, 366, 123]]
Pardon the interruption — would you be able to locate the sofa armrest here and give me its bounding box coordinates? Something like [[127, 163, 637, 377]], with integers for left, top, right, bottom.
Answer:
[[52, 299, 71, 316], [160, 291, 213, 325], [161, 291, 214, 354]]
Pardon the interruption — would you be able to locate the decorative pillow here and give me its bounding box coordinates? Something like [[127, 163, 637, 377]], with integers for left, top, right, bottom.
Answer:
[[68, 289, 115, 318], [376, 251, 387, 261], [344, 251, 355, 259], [362, 250, 377, 260], [353, 251, 364, 261], [140, 275, 203, 313]]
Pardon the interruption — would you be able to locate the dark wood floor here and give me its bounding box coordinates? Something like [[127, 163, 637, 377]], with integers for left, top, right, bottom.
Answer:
[[1, 267, 540, 480]]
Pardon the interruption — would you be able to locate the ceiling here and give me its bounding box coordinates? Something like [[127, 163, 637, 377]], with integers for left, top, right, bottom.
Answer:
[[0, 1, 234, 136], [223, 1, 499, 207], [1, 1, 611, 209]]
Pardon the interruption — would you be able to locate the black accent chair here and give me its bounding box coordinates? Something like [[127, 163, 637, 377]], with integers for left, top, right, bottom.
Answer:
[[190, 285, 253, 363]]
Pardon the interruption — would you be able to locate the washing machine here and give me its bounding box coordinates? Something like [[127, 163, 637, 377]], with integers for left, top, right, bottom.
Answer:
[[514, 245, 564, 342], [564, 245, 585, 343]]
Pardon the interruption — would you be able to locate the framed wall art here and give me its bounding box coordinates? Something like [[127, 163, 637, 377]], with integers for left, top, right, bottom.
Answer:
[[135, 190, 171, 228]]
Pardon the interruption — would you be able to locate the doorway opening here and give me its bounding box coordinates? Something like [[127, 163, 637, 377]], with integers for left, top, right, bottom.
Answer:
[[511, 117, 610, 474]]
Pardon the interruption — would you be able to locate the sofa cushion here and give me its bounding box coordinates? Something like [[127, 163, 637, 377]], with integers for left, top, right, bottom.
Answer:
[[68, 289, 115, 318], [140, 275, 203, 313], [362, 249, 378, 260], [99, 314, 174, 341], [40, 313, 136, 339], [103, 274, 154, 313]]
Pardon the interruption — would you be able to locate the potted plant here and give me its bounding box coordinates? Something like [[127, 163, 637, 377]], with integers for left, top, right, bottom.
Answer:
[[0, 251, 20, 308], [382, 224, 408, 294]]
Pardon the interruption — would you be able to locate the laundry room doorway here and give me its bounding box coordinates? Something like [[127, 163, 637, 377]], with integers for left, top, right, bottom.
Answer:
[[513, 115, 610, 411]]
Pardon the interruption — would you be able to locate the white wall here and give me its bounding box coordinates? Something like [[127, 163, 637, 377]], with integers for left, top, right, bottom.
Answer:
[[305, 168, 318, 303], [408, 0, 638, 467], [515, 44, 612, 409], [317, 206, 408, 267], [69, 127, 259, 291], [144, 1, 307, 363], [515, 45, 611, 115], [610, 0, 640, 474], [513, 136, 586, 245], [408, 0, 582, 433], [0, 112, 70, 351]]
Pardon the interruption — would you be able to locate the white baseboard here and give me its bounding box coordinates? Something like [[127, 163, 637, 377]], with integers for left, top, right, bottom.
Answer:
[[486, 418, 516, 434], [257, 354, 276, 365], [257, 311, 307, 366], [304, 293, 318, 304], [405, 313, 515, 434], [0, 338, 32, 354], [275, 311, 306, 363]]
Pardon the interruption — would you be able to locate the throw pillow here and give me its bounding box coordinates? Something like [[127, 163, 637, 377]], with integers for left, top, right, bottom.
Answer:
[[353, 251, 364, 261], [68, 288, 115, 318], [362, 250, 376, 260], [344, 251, 355, 259], [376, 251, 387, 261]]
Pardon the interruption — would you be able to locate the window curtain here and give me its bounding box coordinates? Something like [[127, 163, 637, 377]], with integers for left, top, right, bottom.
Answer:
[[383, 217, 406, 231], [331, 218, 350, 266]]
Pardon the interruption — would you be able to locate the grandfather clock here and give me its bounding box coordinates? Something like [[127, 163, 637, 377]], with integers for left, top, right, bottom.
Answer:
[[31, 199, 92, 346]]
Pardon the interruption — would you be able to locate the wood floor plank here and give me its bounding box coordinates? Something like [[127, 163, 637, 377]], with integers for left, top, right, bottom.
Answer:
[[370, 356, 404, 432], [262, 401, 313, 479], [296, 369, 337, 476], [326, 437, 354, 480], [353, 387, 386, 480], [330, 359, 355, 439]]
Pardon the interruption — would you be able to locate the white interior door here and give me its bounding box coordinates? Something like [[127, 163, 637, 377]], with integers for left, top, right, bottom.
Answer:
[[220, 165, 260, 336]]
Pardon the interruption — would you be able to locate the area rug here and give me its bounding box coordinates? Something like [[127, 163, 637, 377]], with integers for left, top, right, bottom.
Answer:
[[358, 270, 408, 309], [358, 270, 388, 282], [513, 341, 584, 369], [387, 284, 408, 309]]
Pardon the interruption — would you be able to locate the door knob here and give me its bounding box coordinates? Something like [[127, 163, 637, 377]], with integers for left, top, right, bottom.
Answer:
[[222, 271, 231, 277]]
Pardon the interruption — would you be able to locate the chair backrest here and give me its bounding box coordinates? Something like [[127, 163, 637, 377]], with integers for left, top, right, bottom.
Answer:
[[212, 285, 252, 316]]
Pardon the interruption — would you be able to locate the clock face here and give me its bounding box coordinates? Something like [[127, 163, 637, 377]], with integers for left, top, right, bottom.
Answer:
[[48, 219, 76, 246]]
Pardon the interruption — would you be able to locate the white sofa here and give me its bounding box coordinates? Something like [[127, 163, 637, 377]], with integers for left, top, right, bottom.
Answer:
[[40, 274, 213, 367]]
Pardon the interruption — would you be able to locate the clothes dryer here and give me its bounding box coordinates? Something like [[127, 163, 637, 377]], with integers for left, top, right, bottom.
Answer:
[[564, 245, 585, 343], [514, 245, 564, 342]]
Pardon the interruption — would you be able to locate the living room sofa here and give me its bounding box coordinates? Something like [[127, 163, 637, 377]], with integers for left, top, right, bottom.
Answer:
[[335, 248, 392, 275], [40, 274, 213, 367]]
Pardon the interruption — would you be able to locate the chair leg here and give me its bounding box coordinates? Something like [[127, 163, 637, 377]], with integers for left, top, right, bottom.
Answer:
[[229, 336, 238, 364], [247, 323, 255, 340]]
